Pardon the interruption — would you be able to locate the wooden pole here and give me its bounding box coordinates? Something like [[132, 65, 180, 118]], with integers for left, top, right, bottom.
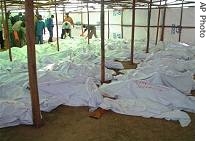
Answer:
[[35, 0, 38, 13], [100, 0, 105, 83], [81, 2, 83, 33], [178, 0, 184, 42], [3, 0, 12, 61], [25, 0, 42, 128], [130, 0, 136, 64], [155, 0, 161, 45], [160, 0, 167, 41], [54, 0, 59, 51], [87, 2, 90, 44], [107, 8, 110, 39], [0, 1, 4, 50], [63, 5, 65, 22], [121, 9, 124, 38], [0, 1, 3, 23], [146, 0, 152, 53]]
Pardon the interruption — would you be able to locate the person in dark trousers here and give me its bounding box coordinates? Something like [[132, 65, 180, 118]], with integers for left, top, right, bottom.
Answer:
[[35, 15, 45, 44], [64, 13, 74, 38], [46, 15, 54, 42], [80, 25, 97, 39], [61, 21, 71, 39]]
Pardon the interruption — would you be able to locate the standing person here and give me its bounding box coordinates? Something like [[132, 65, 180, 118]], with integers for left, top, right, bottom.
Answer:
[[46, 15, 54, 42], [35, 15, 45, 44], [13, 12, 24, 24], [64, 13, 74, 38], [34, 10, 39, 24], [7, 10, 15, 26], [6, 12, 14, 47], [61, 21, 71, 39], [80, 24, 97, 39], [12, 21, 26, 47]]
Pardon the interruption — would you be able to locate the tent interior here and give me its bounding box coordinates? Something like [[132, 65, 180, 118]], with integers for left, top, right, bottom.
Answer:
[[0, 0, 195, 140]]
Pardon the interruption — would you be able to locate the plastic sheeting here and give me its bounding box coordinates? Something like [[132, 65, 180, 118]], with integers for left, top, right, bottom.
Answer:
[[99, 79, 194, 127], [116, 58, 195, 94], [100, 98, 191, 127], [0, 38, 195, 128], [0, 100, 32, 128]]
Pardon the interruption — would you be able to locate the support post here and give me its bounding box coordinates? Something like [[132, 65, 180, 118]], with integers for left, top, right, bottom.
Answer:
[[100, 0, 105, 83], [63, 5, 65, 22], [3, 0, 12, 61], [87, 2, 90, 44], [160, 0, 167, 41], [25, 0, 42, 128], [155, 0, 161, 45], [54, 0, 59, 51], [130, 0, 136, 64], [146, 0, 152, 53], [121, 9, 124, 38], [81, 3, 83, 33], [108, 8, 110, 39], [178, 0, 184, 42]]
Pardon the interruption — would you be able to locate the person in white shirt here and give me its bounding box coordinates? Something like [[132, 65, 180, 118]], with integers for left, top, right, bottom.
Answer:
[[61, 21, 72, 39]]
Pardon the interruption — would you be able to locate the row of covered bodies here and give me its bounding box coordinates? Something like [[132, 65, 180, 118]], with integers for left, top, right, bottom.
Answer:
[[0, 38, 195, 128]]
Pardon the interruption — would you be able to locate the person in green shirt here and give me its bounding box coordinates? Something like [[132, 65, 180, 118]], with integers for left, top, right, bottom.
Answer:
[[12, 20, 26, 47]]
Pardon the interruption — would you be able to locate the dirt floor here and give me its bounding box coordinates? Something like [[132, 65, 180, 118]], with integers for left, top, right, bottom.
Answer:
[[0, 105, 194, 141]]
